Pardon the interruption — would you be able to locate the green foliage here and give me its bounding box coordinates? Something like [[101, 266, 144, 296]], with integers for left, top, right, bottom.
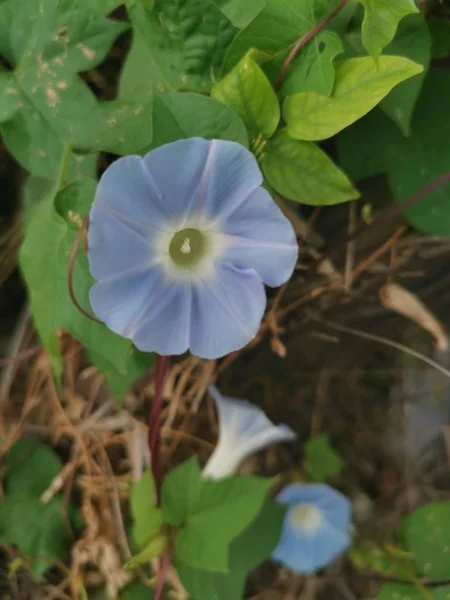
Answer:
[[279, 31, 344, 98], [379, 13, 431, 136], [0, 439, 72, 578], [212, 50, 280, 138], [262, 129, 359, 205], [378, 584, 450, 600], [176, 498, 285, 599], [130, 471, 163, 549], [338, 69, 450, 236], [122, 0, 236, 94], [149, 92, 248, 150], [304, 434, 343, 482], [162, 457, 273, 572], [283, 56, 423, 141], [401, 502, 450, 581], [223, 0, 327, 75], [0, 0, 126, 177], [118, 581, 154, 600], [358, 0, 418, 58], [429, 19, 450, 59], [19, 172, 151, 394], [211, 0, 265, 28]]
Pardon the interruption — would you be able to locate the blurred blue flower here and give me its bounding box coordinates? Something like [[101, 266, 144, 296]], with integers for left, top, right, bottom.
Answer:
[[202, 386, 296, 479], [88, 138, 297, 359], [272, 483, 351, 573]]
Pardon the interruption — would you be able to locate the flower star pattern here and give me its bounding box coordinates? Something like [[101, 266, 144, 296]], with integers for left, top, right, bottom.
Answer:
[[202, 385, 297, 479], [88, 138, 298, 359], [272, 483, 352, 573]]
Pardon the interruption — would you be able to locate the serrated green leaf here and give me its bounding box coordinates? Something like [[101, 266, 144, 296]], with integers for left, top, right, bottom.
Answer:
[[122, 0, 235, 95], [279, 31, 343, 98], [148, 91, 248, 150], [378, 584, 450, 600], [305, 434, 343, 482], [337, 69, 450, 236], [211, 0, 265, 28], [162, 458, 273, 572], [212, 50, 280, 137], [380, 14, 431, 136], [0, 0, 126, 177], [402, 502, 450, 581], [262, 129, 358, 206], [222, 0, 327, 75], [358, 0, 418, 58], [19, 177, 151, 393], [130, 471, 163, 549], [284, 56, 423, 141], [73, 91, 154, 155]]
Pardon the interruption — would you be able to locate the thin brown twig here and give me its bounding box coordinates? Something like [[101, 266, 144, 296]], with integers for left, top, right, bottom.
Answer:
[[68, 215, 103, 324], [353, 224, 407, 280], [275, 0, 348, 89]]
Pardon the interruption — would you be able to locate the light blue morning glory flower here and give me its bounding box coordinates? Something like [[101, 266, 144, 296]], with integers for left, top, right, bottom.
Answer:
[[88, 138, 297, 359], [202, 386, 297, 479], [272, 483, 351, 573]]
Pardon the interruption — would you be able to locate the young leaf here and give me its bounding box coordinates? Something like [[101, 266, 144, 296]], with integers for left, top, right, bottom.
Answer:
[[380, 14, 431, 136], [19, 177, 150, 393], [162, 458, 273, 572], [279, 31, 344, 98], [122, 0, 236, 95], [304, 434, 343, 482], [262, 129, 359, 206], [176, 499, 285, 600], [0, 0, 126, 178], [401, 502, 450, 581], [212, 51, 280, 138], [223, 0, 327, 75], [358, 0, 418, 58], [284, 56, 423, 141], [130, 471, 163, 549], [338, 69, 450, 236]]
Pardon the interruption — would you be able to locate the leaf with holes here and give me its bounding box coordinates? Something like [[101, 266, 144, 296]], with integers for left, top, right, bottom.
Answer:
[[262, 129, 358, 205], [279, 31, 343, 98], [0, 0, 127, 177], [284, 56, 423, 141], [358, 0, 418, 58], [212, 50, 280, 137]]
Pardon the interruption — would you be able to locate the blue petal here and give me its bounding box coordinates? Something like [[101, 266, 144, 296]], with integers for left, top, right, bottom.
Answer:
[[131, 284, 191, 355], [89, 266, 166, 337], [220, 187, 298, 287], [88, 207, 154, 280], [188, 139, 263, 221], [94, 155, 170, 233], [142, 138, 211, 222], [272, 516, 350, 573], [189, 263, 266, 359], [90, 265, 191, 355]]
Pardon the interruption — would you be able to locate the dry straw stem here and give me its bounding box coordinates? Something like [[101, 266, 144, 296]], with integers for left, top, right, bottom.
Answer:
[[380, 282, 449, 351]]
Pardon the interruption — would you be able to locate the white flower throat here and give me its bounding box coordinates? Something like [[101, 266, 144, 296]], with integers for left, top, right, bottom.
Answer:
[[180, 237, 192, 254]]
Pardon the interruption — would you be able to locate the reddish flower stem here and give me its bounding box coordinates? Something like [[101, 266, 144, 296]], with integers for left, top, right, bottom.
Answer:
[[154, 547, 172, 600], [274, 0, 348, 90], [148, 354, 171, 502]]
